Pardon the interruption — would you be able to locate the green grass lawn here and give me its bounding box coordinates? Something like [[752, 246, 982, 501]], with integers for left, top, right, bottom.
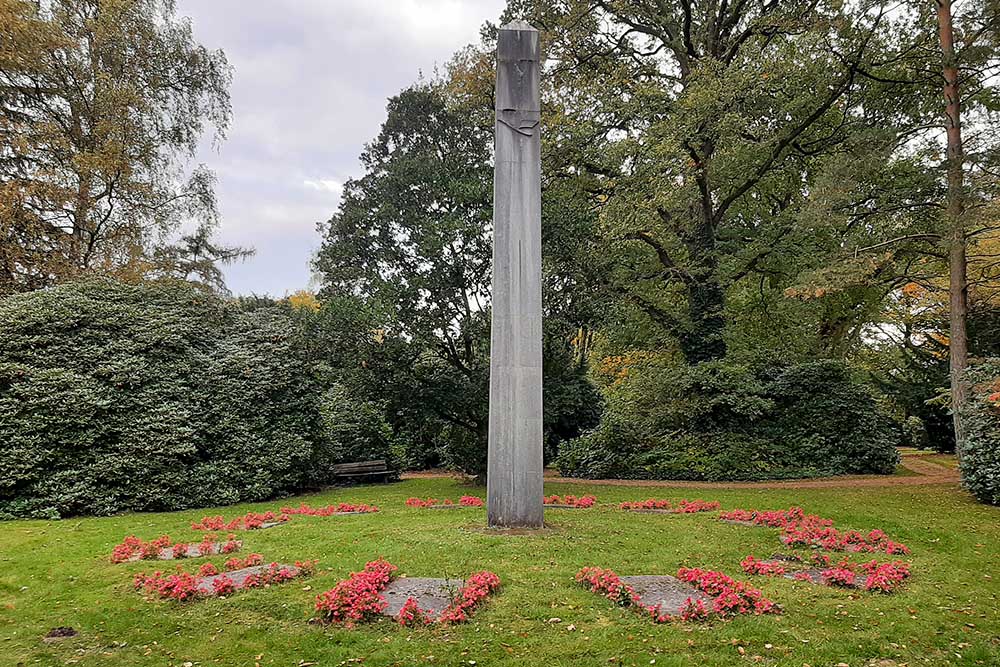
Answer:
[[1, 479, 997, 667]]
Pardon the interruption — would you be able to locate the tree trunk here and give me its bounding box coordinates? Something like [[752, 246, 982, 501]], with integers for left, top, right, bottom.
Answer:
[[936, 0, 968, 457], [680, 205, 727, 364]]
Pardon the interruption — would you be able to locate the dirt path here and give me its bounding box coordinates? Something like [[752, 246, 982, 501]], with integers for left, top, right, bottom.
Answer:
[[401, 452, 960, 490]]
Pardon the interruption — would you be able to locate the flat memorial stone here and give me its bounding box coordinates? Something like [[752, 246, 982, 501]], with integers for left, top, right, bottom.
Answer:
[[380, 577, 464, 620], [758, 555, 840, 586], [133, 541, 243, 561], [196, 563, 301, 595], [620, 575, 713, 616]]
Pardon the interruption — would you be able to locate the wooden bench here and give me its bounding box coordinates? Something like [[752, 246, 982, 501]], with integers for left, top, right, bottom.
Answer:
[[331, 459, 394, 482]]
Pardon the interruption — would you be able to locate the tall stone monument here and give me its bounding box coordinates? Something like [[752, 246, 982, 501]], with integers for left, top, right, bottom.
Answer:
[[487, 21, 543, 529]]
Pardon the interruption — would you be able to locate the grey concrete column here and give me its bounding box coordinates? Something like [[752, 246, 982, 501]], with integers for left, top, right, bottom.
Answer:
[[487, 21, 543, 529]]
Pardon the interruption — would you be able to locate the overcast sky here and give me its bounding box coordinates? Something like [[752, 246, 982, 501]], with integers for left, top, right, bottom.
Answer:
[[174, 0, 507, 296]]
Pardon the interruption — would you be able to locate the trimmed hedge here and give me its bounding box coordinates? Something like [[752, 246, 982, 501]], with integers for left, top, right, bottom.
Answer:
[[0, 279, 334, 518], [557, 359, 900, 481], [960, 359, 1000, 505]]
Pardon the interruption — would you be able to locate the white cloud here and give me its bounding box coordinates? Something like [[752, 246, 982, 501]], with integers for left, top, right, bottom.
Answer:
[[302, 178, 344, 195], [174, 0, 507, 295]]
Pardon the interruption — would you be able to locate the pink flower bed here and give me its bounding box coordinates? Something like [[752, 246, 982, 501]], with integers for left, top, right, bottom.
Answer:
[[619, 499, 673, 511], [575, 566, 779, 623], [780, 526, 910, 555], [544, 494, 596, 508], [192, 503, 378, 531], [282, 502, 379, 516], [315, 558, 398, 626], [134, 559, 316, 601], [404, 496, 484, 508], [191, 510, 289, 531], [110, 534, 241, 563], [435, 571, 501, 623], [316, 559, 500, 627], [741, 553, 912, 593], [575, 566, 641, 607], [674, 499, 721, 513], [720, 506, 910, 555], [719, 506, 833, 530], [740, 555, 786, 577], [862, 561, 911, 593], [619, 499, 720, 513], [676, 568, 779, 616]]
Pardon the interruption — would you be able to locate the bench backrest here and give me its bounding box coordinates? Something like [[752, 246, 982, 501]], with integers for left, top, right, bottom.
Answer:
[[331, 459, 388, 474]]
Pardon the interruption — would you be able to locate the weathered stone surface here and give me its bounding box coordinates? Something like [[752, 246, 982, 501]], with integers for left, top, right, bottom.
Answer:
[[620, 575, 712, 616], [380, 577, 465, 619], [487, 20, 544, 529]]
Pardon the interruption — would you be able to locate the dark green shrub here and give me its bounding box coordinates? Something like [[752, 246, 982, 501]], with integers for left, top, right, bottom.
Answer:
[[759, 361, 900, 476], [960, 359, 1000, 505], [0, 279, 351, 518], [557, 358, 900, 481], [317, 384, 401, 476]]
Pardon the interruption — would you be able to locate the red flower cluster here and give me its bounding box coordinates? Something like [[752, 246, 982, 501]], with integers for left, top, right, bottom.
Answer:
[[676, 568, 779, 616], [820, 567, 856, 587], [674, 499, 721, 513], [394, 572, 500, 626], [133, 570, 201, 601], [740, 555, 786, 577], [397, 597, 433, 627], [198, 562, 218, 576], [742, 553, 911, 593], [110, 534, 240, 563], [191, 504, 378, 531], [405, 497, 441, 508], [577, 565, 774, 623], [134, 560, 311, 601], [315, 558, 398, 626], [404, 496, 484, 508], [619, 499, 673, 511], [223, 553, 264, 571], [281, 502, 379, 516], [575, 566, 641, 607], [238, 562, 302, 589], [544, 494, 596, 508], [212, 575, 237, 595], [191, 511, 289, 531], [862, 561, 910, 593], [781, 526, 910, 555], [439, 571, 502, 623], [719, 506, 833, 530]]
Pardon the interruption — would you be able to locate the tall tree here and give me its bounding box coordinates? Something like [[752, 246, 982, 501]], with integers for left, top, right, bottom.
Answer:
[[314, 83, 495, 460], [314, 81, 603, 478], [936, 0, 969, 452], [510, 0, 902, 363], [0, 0, 236, 294]]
